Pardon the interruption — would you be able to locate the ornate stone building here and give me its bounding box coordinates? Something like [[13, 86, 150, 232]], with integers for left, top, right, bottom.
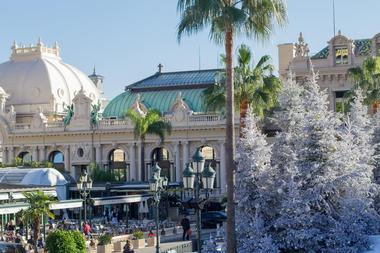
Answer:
[[0, 40, 232, 196], [278, 31, 380, 112]]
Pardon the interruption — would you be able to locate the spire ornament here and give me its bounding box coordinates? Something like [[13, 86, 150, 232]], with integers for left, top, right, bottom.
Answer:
[[295, 32, 310, 58]]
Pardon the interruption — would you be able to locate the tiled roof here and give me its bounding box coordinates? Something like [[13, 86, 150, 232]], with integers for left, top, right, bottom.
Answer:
[[126, 69, 222, 91], [311, 39, 372, 59]]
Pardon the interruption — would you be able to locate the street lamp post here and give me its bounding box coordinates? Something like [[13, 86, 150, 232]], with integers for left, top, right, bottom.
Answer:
[[76, 170, 93, 226], [182, 148, 216, 253], [149, 163, 168, 253]]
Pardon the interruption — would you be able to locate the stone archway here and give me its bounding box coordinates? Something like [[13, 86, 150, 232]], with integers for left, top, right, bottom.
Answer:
[[18, 151, 32, 164], [151, 147, 172, 181], [108, 148, 129, 181], [48, 150, 64, 171], [198, 145, 219, 189]]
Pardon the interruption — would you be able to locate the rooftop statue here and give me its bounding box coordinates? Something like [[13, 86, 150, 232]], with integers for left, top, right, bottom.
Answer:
[[63, 104, 74, 128], [90, 100, 101, 129]]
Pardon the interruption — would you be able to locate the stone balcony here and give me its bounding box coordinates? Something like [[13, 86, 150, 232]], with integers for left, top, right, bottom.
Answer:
[[12, 112, 232, 134]]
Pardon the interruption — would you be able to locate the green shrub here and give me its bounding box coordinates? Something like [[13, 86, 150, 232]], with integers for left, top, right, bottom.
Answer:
[[46, 230, 77, 253], [98, 233, 112, 245], [30, 160, 40, 168], [14, 157, 22, 166], [69, 230, 86, 253], [90, 163, 117, 182], [133, 230, 144, 240]]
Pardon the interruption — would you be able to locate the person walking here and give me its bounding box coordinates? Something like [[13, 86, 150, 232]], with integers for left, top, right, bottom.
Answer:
[[180, 215, 190, 241]]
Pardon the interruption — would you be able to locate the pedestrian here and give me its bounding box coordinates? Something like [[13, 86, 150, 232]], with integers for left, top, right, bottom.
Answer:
[[180, 215, 190, 241], [83, 221, 91, 239]]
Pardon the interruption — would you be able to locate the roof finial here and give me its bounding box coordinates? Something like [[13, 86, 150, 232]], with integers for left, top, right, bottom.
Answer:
[[53, 41, 59, 49], [12, 40, 18, 50], [157, 63, 163, 74], [37, 37, 43, 46], [93, 66, 96, 75], [338, 30, 341, 36], [298, 32, 304, 43]]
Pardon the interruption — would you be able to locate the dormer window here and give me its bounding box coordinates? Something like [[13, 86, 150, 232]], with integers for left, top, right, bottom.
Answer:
[[335, 47, 348, 65]]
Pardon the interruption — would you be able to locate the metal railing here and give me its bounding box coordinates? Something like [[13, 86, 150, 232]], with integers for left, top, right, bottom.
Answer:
[[162, 241, 193, 253]]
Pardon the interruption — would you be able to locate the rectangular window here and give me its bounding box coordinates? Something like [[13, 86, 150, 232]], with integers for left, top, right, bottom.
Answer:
[[335, 90, 348, 113], [335, 47, 348, 65]]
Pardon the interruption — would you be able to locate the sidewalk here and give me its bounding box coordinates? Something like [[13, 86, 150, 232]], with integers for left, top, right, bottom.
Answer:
[[134, 241, 192, 253]]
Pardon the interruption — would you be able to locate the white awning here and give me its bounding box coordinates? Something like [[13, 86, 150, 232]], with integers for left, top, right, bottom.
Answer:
[[0, 199, 83, 215], [92, 194, 151, 206]]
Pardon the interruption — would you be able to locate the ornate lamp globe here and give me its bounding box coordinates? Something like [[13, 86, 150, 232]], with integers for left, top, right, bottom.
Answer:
[[182, 163, 195, 189], [202, 164, 216, 190], [149, 174, 159, 192], [87, 178, 93, 190], [192, 147, 205, 173], [77, 176, 84, 190], [162, 176, 168, 187]]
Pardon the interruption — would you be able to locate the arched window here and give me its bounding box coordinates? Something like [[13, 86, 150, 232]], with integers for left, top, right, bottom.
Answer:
[[18, 151, 32, 164], [48, 151, 64, 170], [200, 146, 219, 188], [108, 149, 127, 182], [151, 147, 171, 180]]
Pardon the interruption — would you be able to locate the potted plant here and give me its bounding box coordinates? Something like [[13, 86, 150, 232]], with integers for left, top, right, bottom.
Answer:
[[113, 240, 126, 252], [97, 234, 113, 253], [131, 230, 145, 249]]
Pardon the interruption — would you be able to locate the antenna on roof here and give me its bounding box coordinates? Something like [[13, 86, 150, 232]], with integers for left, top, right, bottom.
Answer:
[[332, 0, 336, 36], [198, 46, 201, 70]]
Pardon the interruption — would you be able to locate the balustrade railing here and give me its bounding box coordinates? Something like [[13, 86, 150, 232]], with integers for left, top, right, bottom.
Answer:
[[12, 113, 223, 132]]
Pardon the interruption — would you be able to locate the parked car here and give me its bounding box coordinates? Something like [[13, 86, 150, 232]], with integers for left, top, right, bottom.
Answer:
[[201, 211, 227, 228], [0, 242, 26, 253]]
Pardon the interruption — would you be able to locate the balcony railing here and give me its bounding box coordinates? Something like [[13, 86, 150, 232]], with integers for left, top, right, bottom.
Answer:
[[12, 113, 225, 132]]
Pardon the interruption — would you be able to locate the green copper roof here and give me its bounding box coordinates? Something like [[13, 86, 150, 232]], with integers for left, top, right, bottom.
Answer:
[[103, 88, 207, 118], [311, 39, 372, 59]]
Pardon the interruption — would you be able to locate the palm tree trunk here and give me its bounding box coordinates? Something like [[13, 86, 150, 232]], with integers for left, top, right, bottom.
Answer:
[[373, 101, 379, 114], [225, 25, 236, 253], [33, 217, 40, 251], [140, 136, 145, 181], [239, 100, 249, 136]]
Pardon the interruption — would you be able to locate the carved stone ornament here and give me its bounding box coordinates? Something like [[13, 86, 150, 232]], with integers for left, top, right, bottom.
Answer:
[[31, 107, 47, 129], [295, 32, 310, 58]]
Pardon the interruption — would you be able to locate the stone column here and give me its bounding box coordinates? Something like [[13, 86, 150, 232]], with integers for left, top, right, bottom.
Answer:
[[95, 144, 102, 165], [32, 147, 38, 162], [219, 141, 226, 193], [9, 147, 14, 164], [137, 141, 142, 181], [64, 146, 70, 174], [38, 146, 46, 162], [129, 143, 136, 181], [175, 142, 181, 182], [182, 141, 189, 165], [3, 147, 8, 164]]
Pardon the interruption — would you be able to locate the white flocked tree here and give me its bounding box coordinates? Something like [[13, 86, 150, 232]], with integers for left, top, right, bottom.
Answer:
[[236, 68, 380, 252]]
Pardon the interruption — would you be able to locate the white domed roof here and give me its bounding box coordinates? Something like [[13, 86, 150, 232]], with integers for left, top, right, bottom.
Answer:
[[0, 41, 101, 114]]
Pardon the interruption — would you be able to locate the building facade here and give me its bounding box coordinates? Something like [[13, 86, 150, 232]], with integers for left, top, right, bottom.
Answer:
[[0, 40, 233, 196], [278, 31, 380, 112]]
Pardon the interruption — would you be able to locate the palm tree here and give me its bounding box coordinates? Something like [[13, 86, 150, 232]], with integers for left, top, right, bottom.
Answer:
[[177, 1, 287, 251], [204, 44, 281, 133], [347, 56, 380, 113], [18, 190, 56, 249], [125, 109, 172, 181]]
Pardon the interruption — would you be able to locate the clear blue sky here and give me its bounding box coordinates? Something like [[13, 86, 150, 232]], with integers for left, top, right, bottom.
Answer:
[[0, 0, 379, 99]]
